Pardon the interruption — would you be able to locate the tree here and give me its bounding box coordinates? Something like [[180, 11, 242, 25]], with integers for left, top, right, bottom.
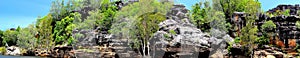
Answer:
[[190, 2, 210, 31], [238, 0, 261, 56], [17, 24, 38, 49], [76, 10, 98, 30], [256, 20, 276, 45], [75, 0, 117, 31], [53, 16, 76, 45], [191, 1, 230, 32], [36, 14, 55, 48], [110, 0, 173, 56], [219, 0, 255, 19], [97, 0, 118, 31], [2, 30, 19, 46], [136, 12, 166, 56], [115, 0, 173, 19]]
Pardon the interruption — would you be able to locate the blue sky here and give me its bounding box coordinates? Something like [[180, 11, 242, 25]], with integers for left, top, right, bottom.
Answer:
[[0, 0, 300, 30], [0, 0, 53, 30], [259, 0, 300, 11]]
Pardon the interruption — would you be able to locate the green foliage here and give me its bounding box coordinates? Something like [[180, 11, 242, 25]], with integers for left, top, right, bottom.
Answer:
[[219, 0, 261, 19], [234, 37, 241, 43], [208, 10, 230, 32], [261, 20, 276, 32], [163, 34, 172, 41], [227, 41, 233, 52], [16, 26, 21, 32], [283, 9, 290, 16], [77, 10, 99, 30], [17, 24, 38, 49], [231, 0, 260, 55], [169, 30, 176, 35], [266, 12, 274, 17], [0, 47, 5, 54], [2, 30, 19, 46], [256, 21, 275, 46], [190, 2, 210, 31], [36, 14, 54, 48], [136, 12, 166, 43], [298, 10, 300, 16], [53, 16, 75, 45], [111, 0, 173, 50], [72, 12, 82, 24], [76, 0, 117, 31], [255, 36, 269, 46], [96, 0, 118, 31], [115, 0, 173, 19], [269, 9, 291, 16], [74, 33, 84, 39], [191, 1, 230, 32], [296, 21, 300, 29]]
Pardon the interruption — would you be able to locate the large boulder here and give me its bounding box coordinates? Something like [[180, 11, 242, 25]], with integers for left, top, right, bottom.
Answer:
[[150, 4, 234, 58], [6, 46, 21, 56], [150, 4, 212, 52]]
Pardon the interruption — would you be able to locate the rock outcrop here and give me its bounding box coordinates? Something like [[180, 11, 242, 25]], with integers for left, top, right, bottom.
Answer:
[[150, 4, 233, 58], [5, 46, 21, 56], [267, 4, 300, 16]]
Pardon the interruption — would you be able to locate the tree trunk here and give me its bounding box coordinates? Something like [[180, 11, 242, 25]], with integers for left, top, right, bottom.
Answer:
[[143, 41, 146, 56], [147, 42, 150, 56]]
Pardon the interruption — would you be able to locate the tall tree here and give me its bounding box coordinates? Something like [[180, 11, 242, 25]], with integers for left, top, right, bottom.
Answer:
[[136, 12, 166, 56], [110, 0, 173, 56], [239, 0, 261, 56], [17, 24, 38, 49], [36, 14, 54, 48]]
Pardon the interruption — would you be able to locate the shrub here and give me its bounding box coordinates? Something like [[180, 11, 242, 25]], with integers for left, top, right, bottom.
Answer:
[[0, 47, 6, 54], [169, 30, 176, 34], [261, 20, 276, 32], [296, 21, 300, 29]]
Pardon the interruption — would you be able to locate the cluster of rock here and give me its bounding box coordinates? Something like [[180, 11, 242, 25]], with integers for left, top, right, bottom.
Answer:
[[149, 4, 233, 58], [229, 4, 300, 58], [4, 45, 76, 58], [73, 21, 139, 58], [253, 45, 285, 58], [267, 4, 300, 16], [255, 5, 300, 49], [5, 46, 21, 56]]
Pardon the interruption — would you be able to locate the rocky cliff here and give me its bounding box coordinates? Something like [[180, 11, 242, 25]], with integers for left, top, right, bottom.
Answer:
[[149, 4, 233, 58]]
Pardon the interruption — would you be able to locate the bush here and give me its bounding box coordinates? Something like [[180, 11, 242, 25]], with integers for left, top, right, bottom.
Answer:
[[234, 37, 241, 43], [255, 36, 269, 46], [169, 30, 176, 35], [0, 47, 6, 54], [296, 21, 300, 29], [261, 20, 276, 32], [283, 9, 290, 16]]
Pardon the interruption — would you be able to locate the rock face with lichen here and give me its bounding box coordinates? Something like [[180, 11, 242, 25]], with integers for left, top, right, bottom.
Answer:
[[149, 4, 233, 58]]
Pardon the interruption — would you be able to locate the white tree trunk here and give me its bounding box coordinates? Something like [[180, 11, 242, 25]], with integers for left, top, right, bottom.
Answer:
[[143, 40, 146, 56], [147, 42, 150, 57]]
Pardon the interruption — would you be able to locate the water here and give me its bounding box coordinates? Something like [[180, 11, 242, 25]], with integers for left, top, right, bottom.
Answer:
[[0, 55, 39, 58]]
